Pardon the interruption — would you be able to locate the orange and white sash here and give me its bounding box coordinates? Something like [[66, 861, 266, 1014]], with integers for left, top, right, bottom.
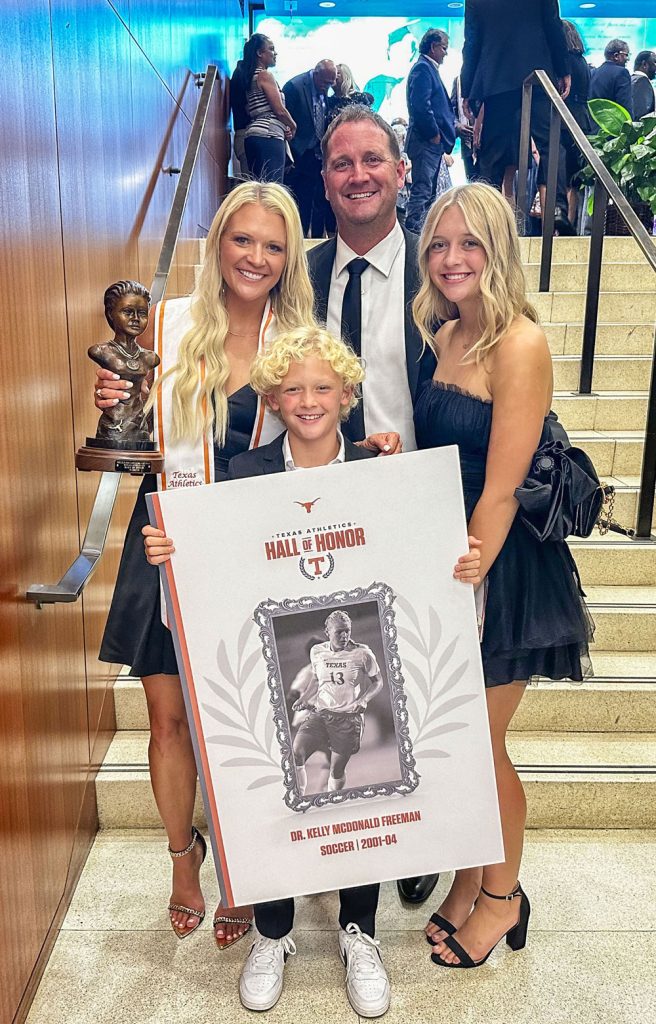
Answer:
[[152, 295, 282, 624]]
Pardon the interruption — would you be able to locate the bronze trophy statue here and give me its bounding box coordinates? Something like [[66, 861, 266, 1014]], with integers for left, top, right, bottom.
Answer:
[[76, 281, 164, 473]]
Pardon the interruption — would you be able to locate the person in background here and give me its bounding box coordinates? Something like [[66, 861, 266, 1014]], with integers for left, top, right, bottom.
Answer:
[[558, 20, 593, 230], [589, 38, 633, 117], [390, 117, 411, 226], [229, 58, 249, 177], [283, 60, 338, 237], [327, 64, 374, 124], [405, 28, 456, 234], [243, 34, 296, 184], [461, 0, 573, 234], [631, 50, 656, 119]]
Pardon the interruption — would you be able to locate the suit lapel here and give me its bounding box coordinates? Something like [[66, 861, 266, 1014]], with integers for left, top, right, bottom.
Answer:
[[262, 433, 286, 474], [402, 227, 425, 400], [308, 237, 337, 324]]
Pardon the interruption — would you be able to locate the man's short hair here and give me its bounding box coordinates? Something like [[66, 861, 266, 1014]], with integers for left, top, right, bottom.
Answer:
[[419, 28, 448, 56], [634, 50, 656, 71], [321, 104, 401, 166], [604, 38, 629, 60]]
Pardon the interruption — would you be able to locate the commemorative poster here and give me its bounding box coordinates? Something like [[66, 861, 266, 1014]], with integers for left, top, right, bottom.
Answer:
[[147, 446, 503, 907]]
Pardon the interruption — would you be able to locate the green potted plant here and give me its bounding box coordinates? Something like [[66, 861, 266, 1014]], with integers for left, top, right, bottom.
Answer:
[[579, 100, 656, 235]]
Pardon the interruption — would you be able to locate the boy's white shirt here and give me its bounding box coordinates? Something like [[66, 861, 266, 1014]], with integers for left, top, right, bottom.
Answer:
[[282, 429, 345, 470]]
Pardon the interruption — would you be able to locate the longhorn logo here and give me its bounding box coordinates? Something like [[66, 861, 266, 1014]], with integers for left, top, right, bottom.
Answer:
[[295, 498, 320, 514]]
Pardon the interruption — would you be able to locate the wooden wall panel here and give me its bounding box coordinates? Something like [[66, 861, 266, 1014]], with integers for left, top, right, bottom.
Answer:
[[1, 3, 246, 1020], [0, 2, 90, 1020]]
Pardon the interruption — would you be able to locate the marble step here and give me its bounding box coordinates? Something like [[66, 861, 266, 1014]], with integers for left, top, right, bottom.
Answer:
[[531, 291, 655, 324], [553, 355, 652, 392], [525, 262, 656, 293], [583, 586, 656, 651], [570, 536, 656, 586], [114, 661, 656, 734], [568, 430, 647, 477], [546, 323, 655, 357], [523, 234, 656, 264], [553, 393, 648, 433], [96, 730, 656, 829]]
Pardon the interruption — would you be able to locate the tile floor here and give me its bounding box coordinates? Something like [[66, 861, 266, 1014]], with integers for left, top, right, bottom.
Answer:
[[27, 828, 656, 1024]]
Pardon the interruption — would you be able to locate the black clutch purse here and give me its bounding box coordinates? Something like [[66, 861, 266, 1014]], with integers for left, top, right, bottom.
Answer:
[[514, 440, 623, 542]]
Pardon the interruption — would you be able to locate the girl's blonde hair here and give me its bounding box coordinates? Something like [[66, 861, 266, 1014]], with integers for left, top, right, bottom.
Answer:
[[147, 182, 315, 444], [412, 183, 538, 363], [249, 326, 364, 421], [336, 63, 358, 97]]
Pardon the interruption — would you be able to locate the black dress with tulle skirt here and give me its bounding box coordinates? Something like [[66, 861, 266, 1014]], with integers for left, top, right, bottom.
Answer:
[[99, 385, 259, 677], [414, 381, 593, 686]]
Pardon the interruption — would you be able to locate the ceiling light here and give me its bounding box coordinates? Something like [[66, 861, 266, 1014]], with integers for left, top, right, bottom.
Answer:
[[447, 2, 464, 7], [579, 3, 596, 8], [319, 1, 336, 6]]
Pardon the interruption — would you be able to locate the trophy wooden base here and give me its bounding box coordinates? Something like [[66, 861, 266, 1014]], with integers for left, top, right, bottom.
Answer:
[[76, 438, 164, 475]]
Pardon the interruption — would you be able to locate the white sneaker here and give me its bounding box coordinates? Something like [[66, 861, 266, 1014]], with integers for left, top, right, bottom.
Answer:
[[239, 934, 296, 1011], [338, 923, 390, 1018]]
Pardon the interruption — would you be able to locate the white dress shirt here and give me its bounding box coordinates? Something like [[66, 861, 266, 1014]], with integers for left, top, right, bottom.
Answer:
[[326, 221, 417, 451], [283, 430, 346, 471]]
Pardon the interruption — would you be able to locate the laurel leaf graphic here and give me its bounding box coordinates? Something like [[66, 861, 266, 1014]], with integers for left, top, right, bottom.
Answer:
[[221, 757, 273, 768], [418, 749, 450, 759], [403, 687, 422, 729], [416, 721, 468, 744], [247, 681, 266, 730], [216, 640, 239, 689], [403, 657, 430, 703], [240, 648, 261, 686], [203, 677, 243, 717], [424, 692, 478, 728], [432, 636, 459, 683], [395, 593, 423, 634], [432, 659, 469, 701], [206, 734, 264, 752], [202, 704, 249, 732], [428, 606, 442, 657], [237, 617, 254, 664], [247, 775, 281, 791], [396, 625, 428, 658]]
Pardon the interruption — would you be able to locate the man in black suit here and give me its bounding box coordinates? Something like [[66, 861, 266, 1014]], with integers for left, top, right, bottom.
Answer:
[[405, 28, 457, 233], [631, 50, 656, 119], [283, 60, 337, 237], [590, 39, 633, 117], [309, 106, 439, 906], [461, 0, 572, 231]]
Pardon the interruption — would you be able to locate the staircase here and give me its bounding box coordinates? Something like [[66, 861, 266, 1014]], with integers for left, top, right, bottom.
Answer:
[[98, 234, 656, 830]]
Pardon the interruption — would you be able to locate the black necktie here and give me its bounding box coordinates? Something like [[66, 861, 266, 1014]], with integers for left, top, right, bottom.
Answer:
[[340, 258, 369, 442]]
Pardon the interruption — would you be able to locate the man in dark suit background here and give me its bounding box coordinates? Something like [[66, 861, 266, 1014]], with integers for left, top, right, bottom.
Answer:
[[405, 28, 456, 234], [283, 59, 337, 237], [309, 103, 438, 906], [461, 0, 572, 231], [590, 38, 633, 116], [631, 50, 656, 119]]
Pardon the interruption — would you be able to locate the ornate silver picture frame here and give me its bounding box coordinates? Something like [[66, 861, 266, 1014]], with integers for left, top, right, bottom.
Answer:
[[255, 581, 420, 812]]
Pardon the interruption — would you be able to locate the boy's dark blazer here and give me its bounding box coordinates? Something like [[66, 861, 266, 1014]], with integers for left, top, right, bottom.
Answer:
[[306, 227, 437, 407], [226, 432, 377, 480]]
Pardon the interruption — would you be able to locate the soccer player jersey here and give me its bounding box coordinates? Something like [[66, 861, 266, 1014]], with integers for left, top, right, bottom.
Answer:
[[310, 641, 379, 712]]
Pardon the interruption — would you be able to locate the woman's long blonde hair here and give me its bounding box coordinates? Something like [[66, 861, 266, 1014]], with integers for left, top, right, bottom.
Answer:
[[148, 181, 315, 444], [412, 183, 538, 363]]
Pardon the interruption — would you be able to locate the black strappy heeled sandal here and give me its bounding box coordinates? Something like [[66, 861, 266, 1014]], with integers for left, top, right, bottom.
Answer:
[[430, 883, 531, 968], [425, 912, 457, 946], [167, 826, 207, 939]]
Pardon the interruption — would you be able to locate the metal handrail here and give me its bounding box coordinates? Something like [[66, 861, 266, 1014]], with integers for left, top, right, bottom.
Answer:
[[517, 70, 656, 539], [27, 65, 218, 606]]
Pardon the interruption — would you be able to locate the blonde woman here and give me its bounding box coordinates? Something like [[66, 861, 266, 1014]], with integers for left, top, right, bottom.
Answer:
[[326, 63, 374, 125], [94, 182, 314, 948], [412, 183, 592, 968]]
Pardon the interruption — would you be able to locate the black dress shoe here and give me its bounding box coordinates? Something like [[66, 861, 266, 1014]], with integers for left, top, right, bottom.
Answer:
[[397, 874, 439, 904]]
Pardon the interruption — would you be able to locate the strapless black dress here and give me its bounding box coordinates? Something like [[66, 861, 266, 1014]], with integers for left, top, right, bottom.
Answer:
[[99, 385, 259, 677], [414, 381, 593, 686]]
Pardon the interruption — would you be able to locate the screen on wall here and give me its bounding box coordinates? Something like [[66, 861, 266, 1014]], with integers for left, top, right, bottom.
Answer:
[[253, 14, 655, 126]]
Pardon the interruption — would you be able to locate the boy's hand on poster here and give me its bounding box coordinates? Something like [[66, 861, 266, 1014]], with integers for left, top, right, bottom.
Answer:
[[142, 524, 175, 564], [454, 536, 482, 586], [359, 431, 402, 455]]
